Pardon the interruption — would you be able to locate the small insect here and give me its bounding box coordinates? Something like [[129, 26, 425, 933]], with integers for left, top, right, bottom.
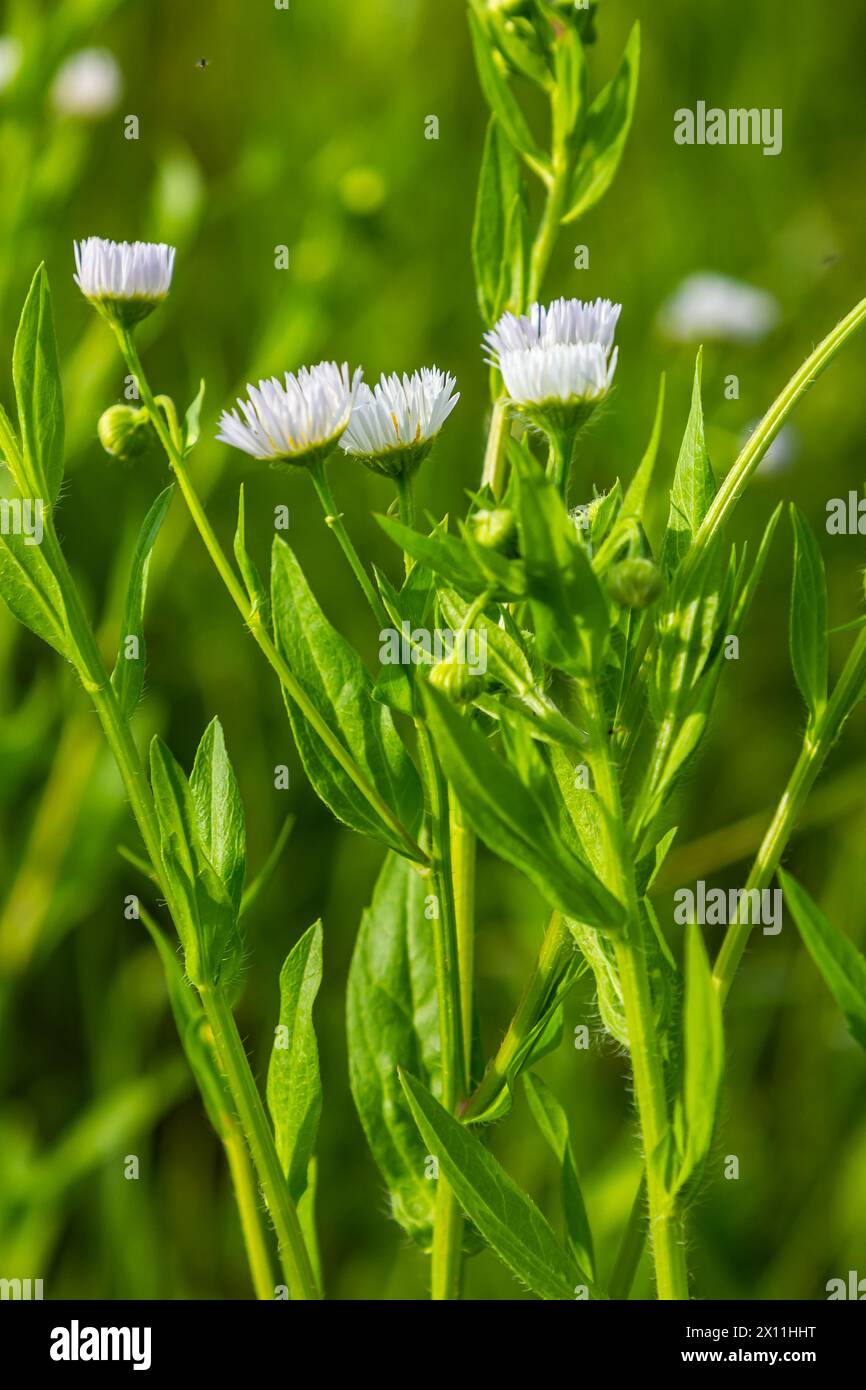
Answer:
[[194, 57, 211, 70]]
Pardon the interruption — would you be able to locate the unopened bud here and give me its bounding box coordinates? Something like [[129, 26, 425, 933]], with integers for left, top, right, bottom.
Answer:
[[97, 404, 152, 462], [471, 507, 518, 555], [605, 558, 664, 610], [428, 656, 485, 705]]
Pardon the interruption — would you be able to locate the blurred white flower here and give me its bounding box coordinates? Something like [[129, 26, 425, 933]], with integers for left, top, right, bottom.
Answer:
[[746, 421, 799, 475], [0, 36, 22, 93], [657, 273, 780, 344], [74, 237, 175, 325], [485, 297, 621, 423], [340, 367, 459, 477], [217, 364, 362, 467], [52, 48, 121, 118]]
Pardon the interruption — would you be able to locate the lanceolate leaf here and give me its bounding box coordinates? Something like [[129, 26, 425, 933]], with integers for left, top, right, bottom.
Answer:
[[271, 536, 422, 853], [0, 523, 70, 658], [190, 716, 246, 916], [524, 1072, 595, 1279], [234, 484, 268, 619], [473, 117, 523, 325], [267, 921, 323, 1203], [421, 684, 623, 932], [12, 264, 65, 505], [781, 872, 866, 1051], [110, 485, 173, 719], [347, 852, 439, 1247], [401, 1070, 592, 1299], [563, 22, 640, 224], [674, 925, 723, 1195], [182, 378, 206, 453], [661, 351, 716, 579], [788, 505, 829, 724], [468, 10, 549, 179]]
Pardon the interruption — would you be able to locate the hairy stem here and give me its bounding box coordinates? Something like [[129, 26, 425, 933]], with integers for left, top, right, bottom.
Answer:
[[580, 679, 689, 1300], [309, 458, 389, 627]]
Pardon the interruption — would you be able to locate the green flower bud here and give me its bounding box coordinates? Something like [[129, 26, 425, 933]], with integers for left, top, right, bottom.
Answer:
[[428, 656, 486, 705], [97, 404, 153, 462], [605, 558, 664, 610], [471, 507, 518, 555]]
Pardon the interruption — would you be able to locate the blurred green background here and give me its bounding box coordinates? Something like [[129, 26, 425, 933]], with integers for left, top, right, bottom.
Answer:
[[1, 0, 865, 1300]]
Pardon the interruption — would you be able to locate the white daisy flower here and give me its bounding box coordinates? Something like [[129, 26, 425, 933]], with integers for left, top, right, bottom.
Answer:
[[340, 367, 459, 477], [217, 363, 362, 468], [484, 297, 621, 430], [74, 237, 175, 326], [656, 273, 780, 344], [52, 49, 121, 119]]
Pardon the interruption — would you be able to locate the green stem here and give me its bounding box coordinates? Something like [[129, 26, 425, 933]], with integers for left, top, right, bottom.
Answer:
[[462, 911, 572, 1122], [201, 986, 320, 1300], [416, 723, 466, 1300], [713, 627, 866, 1003], [527, 152, 569, 304], [481, 395, 511, 498], [689, 296, 866, 572], [222, 1121, 277, 1301], [115, 327, 427, 868], [580, 679, 689, 1300], [309, 458, 389, 628]]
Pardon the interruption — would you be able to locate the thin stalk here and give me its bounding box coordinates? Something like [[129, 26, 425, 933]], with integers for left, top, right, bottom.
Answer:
[[527, 152, 569, 304], [201, 986, 320, 1300], [309, 458, 389, 628], [218, 1110, 277, 1300], [688, 295, 866, 572], [115, 327, 427, 868], [481, 395, 511, 497], [462, 911, 572, 1122], [580, 679, 689, 1300], [449, 788, 476, 1086], [713, 626, 866, 1003], [416, 723, 466, 1300]]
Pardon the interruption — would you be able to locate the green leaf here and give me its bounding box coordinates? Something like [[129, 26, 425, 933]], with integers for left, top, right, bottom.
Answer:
[[149, 735, 243, 992], [621, 373, 666, 525], [12, 264, 65, 504], [563, 22, 640, 223], [234, 484, 268, 619], [190, 716, 247, 916], [182, 378, 206, 453], [674, 924, 724, 1195], [271, 536, 422, 854], [788, 505, 828, 724], [552, 25, 587, 152], [267, 921, 323, 1205], [376, 513, 492, 598], [523, 1072, 595, 1279], [512, 443, 609, 676], [400, 1070, 591, 1299], [661, 351, 716, 579], [468, 10, 549, 179], [781, 871, 866, 1051], [347, 852, 439, 1247], [110, 485, 173, 719], [421, 684, 623, 932], [473, 118, 524, 324], [0, 523, 70, 658]]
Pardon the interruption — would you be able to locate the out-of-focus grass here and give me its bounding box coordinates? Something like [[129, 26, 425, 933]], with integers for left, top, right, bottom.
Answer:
[[0, 0, 864, 1299]]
